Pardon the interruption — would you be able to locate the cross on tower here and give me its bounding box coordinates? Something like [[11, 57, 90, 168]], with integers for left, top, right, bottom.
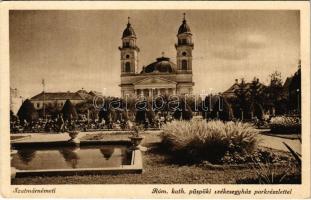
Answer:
[[183, 13, 186, 21], [161, 52, 165, 57], [128, 16, 130, 24]]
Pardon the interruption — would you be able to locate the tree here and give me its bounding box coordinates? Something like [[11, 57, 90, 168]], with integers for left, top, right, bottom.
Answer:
[[17, 99, 39, 123], [146, 102, 156, 125], [61, 99, 78, 121], [76, 99, 99, 121], [10, 110, 17, 121], [38, 104, 60, 119], [267, 71, 286, 115], [234, 79, 250, 120], [250, 78, 262, 103], [211, 96, 234, 121], [173, 99, 193, 120], [268, 71, 283, 100], [135, 100, 148, 124], [249, 78, 264, 119], [98, 107, 117, 125], [288, 66, 301, 114], [201, 95, 216, 120]]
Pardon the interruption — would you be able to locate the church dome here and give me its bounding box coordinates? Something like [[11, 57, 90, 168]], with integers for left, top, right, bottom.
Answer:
[[178, 20, 191, 34], [122, 23, 136, 38], [178, 14, 191, 35], [141, 56, 176, 74]]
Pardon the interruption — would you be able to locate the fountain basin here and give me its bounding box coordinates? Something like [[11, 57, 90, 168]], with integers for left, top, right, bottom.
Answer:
[[11, 140, 142, 177]]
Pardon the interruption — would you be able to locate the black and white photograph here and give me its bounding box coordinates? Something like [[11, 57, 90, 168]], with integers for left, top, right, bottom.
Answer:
[[1, 1, 310, 198]]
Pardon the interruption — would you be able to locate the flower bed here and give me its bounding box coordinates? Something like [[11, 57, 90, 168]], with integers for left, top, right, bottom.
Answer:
[[270, 116, 301, 134], [220, 147, 292, 165], [161, 120, 259, 164]]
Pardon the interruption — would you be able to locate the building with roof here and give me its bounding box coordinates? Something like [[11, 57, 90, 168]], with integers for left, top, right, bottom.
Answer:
[[76, 89, 103, 100], [30, 92, 85, 110], [222, 78, 270, 119], [119, 14, 194, 97], [222, 78, 267, 99]]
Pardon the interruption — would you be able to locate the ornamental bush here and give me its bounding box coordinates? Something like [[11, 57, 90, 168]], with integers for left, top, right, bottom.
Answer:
[[17, 99, 39, 123], [270, 116, 301, 134], [161, 120, 259, 163]]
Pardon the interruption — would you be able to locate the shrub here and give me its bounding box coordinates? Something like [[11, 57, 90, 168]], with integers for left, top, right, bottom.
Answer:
[[17, 99, 39, 123], [61, 100, 78, 121], [172, 101, 193, 120], [270, 116, 301, 134], [161, 120, 259, 163]]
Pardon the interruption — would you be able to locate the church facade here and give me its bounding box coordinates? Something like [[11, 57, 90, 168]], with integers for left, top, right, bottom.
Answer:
[[119, 14, 194, 98]]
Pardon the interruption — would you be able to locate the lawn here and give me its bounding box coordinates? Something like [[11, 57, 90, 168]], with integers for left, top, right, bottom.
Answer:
[[11, 132, 298, 185]]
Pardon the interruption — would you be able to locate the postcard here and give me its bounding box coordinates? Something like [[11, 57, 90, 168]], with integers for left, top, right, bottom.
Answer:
[[0, 1, 310, 198]]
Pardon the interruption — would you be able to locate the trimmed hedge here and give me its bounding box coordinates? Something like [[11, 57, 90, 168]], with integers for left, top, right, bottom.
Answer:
[[270, 116, 301, 134]]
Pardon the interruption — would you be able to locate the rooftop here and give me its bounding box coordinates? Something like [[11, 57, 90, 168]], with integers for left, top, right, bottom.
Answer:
[[30, 92, 84, 101]]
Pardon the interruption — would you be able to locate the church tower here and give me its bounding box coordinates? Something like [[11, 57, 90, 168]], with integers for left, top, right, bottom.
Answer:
[[119, 17, 140, 75], [175, 13, 193, 72]]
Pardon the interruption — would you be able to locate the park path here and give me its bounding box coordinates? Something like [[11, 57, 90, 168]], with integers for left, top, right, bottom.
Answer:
[[257, 134, 301, 154]]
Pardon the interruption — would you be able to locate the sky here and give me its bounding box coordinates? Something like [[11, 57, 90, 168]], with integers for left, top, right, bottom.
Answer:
[[10, 10, 300, 98]]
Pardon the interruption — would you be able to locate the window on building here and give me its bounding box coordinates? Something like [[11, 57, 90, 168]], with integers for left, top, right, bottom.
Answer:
[[181, 60, 188, 70], [124, 42, 130, 47], [182, 52, 187, 56], [37, 103, 40, 108], [125, 62, 131, 72], [182, 39, 187, 44], [126, 54, 130, 59]]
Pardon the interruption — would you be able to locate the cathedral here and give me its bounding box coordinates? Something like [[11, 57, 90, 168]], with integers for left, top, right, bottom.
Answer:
[[119, 14, 194, 98]]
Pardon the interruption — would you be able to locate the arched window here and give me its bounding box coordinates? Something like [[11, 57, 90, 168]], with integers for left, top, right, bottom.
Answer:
[[125, 62, 131, 72], [181, 60, 188, 70]]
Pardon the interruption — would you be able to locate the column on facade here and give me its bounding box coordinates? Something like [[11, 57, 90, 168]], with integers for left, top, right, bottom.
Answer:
[[171, 88, 174, 95], [149, 89, 152, 97], [143, 89, 148, 97]]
